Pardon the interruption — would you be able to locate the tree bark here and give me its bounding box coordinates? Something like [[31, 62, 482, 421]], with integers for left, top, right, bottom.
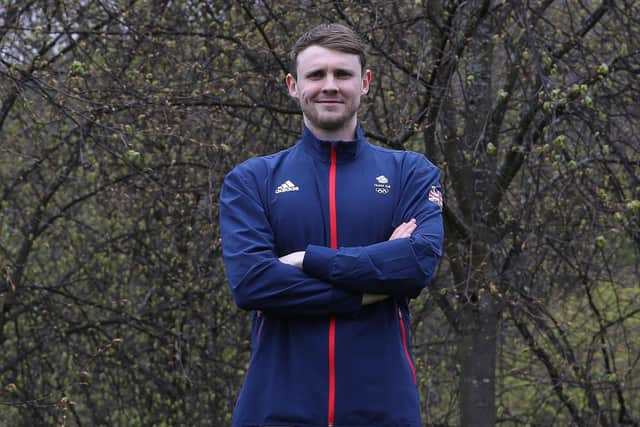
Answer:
[[458, 292, 499, 426]]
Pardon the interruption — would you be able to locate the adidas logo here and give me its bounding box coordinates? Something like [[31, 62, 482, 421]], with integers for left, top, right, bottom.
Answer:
[[275, 180, 300, 194]]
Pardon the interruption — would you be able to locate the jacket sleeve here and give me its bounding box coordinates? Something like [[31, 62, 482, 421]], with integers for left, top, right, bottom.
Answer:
[[302, 154, 444, 299], [219, 163, 362, 316]]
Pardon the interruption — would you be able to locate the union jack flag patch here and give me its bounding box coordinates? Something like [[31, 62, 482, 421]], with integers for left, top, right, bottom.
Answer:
[[428, 186, 443, 208]]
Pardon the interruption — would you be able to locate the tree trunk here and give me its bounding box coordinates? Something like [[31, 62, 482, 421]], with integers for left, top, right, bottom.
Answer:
[[458, 292, 498, 426]]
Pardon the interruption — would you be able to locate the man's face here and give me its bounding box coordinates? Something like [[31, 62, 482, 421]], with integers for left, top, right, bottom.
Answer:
[[287, 45, 371, 139]]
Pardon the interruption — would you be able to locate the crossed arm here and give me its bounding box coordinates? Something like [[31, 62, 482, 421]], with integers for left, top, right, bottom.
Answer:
[[220, 155, 443, 316], [279, 218, 417, 305]]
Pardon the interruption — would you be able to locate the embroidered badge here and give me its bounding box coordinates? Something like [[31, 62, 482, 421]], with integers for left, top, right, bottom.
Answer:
[[374, 175, 391, 194], [428, 186, 443, 208]]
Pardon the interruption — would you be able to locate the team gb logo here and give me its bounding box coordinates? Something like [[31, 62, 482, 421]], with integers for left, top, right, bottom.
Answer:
[[375, 175, 391, 194]]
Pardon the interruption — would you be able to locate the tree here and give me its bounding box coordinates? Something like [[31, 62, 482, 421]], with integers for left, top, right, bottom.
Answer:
[[1, 0, 638, 425]]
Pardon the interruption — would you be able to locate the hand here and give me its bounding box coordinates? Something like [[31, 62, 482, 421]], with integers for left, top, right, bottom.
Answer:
[[362, 220, 418, 305], [279, 251, 305, 269], [282, 220, 415, 303], [389, 218, 416, 240], [362, 293, 389, 305], [280, 252, 387, 306]]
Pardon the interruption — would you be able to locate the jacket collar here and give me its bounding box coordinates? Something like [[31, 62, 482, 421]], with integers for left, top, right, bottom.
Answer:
[[297, 125, 366, 163]]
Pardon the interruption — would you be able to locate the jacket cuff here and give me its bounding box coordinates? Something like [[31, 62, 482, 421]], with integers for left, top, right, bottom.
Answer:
[[303, 244, 336, 281]]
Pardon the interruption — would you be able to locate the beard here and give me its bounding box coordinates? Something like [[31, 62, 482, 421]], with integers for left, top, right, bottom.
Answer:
[[300, 95, 360, 133]]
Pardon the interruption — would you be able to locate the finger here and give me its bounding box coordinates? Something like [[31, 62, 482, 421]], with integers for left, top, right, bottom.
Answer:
[[399, 224, 416, 238], [389, 222, 408, 240], [279, 251, 304, 268], [395, 224, 411, 238], [390, 219, 417, 240], [404, 219, 417, 235], [362, 293, 389, 305]]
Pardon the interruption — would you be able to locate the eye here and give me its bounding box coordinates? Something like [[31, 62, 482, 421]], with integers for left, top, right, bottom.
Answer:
[[335, 70, 353, 79], [306, 71, 324, 80]]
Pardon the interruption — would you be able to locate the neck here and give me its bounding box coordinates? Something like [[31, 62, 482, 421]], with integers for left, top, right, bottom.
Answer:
[[304, 118, 358, 141]]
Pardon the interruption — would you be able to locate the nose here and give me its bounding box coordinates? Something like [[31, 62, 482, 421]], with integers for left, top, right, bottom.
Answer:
[[322, 74, 338, 92]]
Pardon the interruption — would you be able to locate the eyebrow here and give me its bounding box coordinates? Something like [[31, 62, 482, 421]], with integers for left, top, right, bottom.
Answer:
[[303, 67, 354, 77]]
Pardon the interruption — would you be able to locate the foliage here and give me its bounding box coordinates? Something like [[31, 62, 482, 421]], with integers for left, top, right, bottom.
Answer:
[[1, 0, 639, 425]]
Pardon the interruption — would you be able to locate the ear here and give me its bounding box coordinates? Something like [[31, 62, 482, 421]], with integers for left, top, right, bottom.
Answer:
[[286, 73, 298, 97], [361, 69, 372, 95]]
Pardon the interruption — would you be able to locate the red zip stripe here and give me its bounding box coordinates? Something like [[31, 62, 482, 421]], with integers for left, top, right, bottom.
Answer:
[[327, 146, 338, 427], [398, 308, 417, 384], [329, 147, 338, 249], [328, 317, 336, 426]]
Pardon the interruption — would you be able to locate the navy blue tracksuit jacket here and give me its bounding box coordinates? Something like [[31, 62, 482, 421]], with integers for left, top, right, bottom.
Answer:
[[220, 126, 444, 427]]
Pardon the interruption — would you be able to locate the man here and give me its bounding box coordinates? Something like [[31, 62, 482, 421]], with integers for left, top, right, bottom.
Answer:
[[220, 23, 444, 427]]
